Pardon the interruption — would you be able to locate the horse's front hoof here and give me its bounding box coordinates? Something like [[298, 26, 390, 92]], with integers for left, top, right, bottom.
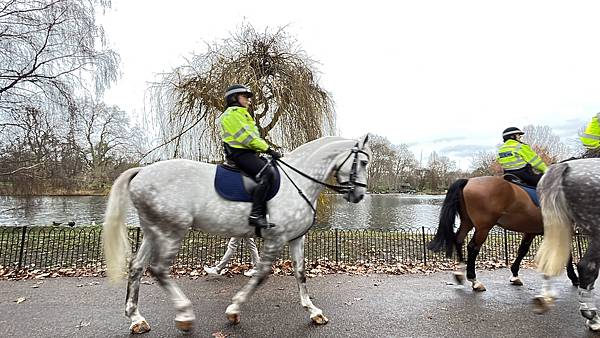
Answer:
[[175, 320, 194, 332], [472, 282, 486, 292], [227, 312, 241, 325], [453, 272, 465, 285], [510, 276, 523, 286], [311, 313, 329, 325], [532, 296, 552, 314], [130, 320, 151, 334]]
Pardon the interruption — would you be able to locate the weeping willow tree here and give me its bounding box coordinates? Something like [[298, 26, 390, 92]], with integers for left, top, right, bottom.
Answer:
[[149, 24, 335, 162]]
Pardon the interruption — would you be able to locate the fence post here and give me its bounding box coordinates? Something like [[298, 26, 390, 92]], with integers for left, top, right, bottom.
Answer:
[[576, 231, 582, 260], [17, 226, 27, 270], [503, 229, 509, 266], [335, 229, 339, 263], [135, 227, 141, 252], [421, 226, 427, 265]]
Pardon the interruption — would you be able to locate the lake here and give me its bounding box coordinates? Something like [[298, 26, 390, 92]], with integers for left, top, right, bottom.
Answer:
[[0, 194, 444, 230]]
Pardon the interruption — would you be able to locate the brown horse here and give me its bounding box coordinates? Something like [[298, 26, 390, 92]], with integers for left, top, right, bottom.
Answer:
[[428, 176, 578, 291]]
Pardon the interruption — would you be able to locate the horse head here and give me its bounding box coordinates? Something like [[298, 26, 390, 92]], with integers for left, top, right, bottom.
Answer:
[[334, 134, 371, 203]]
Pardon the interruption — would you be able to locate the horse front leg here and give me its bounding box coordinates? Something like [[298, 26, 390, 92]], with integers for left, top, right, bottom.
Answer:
[[225, 237, 284, 324], [576, 236, 600, 331], [467, 228, 490, 292], [289, 235, 328, 324], [509, 233, 536, 286]]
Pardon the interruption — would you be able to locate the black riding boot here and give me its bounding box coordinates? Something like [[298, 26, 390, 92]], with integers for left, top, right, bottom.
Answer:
[[248, 180, 274, 229]]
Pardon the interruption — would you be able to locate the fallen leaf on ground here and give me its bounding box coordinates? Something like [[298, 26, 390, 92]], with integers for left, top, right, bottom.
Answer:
[[14, 297, 26, 304], [212, 331, 227, 338]]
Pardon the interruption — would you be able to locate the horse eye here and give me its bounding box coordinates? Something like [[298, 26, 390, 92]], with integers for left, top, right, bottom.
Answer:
[[360, 160, 368, 166]]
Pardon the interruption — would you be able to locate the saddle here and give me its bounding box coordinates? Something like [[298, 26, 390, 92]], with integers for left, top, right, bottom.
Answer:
[[502, 174, 539, 207], [214, 162, 281, 202]]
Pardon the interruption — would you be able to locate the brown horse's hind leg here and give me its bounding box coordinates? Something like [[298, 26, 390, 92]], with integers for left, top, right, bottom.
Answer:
[[466, 227, 492, 292], [453, 222, 473, 284], [509, 233, 536, 286]]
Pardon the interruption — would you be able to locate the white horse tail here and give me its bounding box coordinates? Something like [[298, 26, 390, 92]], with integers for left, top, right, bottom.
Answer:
[[535, 163, 573, 277], [103, 167, 142, 283]]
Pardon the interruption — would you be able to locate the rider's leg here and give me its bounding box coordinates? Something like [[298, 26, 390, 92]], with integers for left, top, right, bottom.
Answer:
[[228, 151, 273, 228]]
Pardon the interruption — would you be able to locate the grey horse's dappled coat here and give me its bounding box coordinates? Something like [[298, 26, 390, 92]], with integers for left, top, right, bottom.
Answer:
[[102, 136, 371, 334]]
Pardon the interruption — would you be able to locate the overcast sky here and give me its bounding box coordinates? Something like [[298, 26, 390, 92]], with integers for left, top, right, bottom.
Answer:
[[100, 0, 600, 169]]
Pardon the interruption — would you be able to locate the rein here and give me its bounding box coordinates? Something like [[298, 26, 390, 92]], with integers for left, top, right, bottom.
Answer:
[[269, 146, 369, 240]]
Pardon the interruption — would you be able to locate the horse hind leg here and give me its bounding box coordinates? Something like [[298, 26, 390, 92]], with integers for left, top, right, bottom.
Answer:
[[576, 236, 600, 331], [146, 226, 195, 332], [125, 236, 152, 334], [466, 227, 492, 292], [226, 237, 284, 324], [290, 236, 328, 324], [453, 222, 473, 285]]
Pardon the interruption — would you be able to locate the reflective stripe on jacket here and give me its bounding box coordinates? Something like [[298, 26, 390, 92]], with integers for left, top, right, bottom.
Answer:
[[496, 139, 548, 173], [219, 106, 269, 152], [580, 115, 600, 150]]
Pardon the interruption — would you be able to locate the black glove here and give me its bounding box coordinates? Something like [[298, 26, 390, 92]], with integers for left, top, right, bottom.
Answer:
[[267, 148, 282, 159]]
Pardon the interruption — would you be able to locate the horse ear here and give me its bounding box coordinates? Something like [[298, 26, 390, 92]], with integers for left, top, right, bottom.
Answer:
[[361, 134, 370, 148]]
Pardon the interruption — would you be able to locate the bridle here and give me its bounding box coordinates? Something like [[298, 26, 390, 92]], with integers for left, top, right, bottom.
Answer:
[[270, 143, 370, 239], [274, 143, 370, 195]]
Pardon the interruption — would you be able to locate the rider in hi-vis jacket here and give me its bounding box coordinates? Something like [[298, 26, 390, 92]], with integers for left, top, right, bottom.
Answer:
[[497, 127, 548, 187], [219, 84, 282, 229]]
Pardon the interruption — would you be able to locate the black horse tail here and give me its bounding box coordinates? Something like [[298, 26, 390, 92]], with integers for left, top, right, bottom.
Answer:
[[427, 178, 469, 258]]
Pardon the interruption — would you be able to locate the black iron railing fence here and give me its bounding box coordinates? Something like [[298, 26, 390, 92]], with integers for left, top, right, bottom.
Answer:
[[0, 226, 589, 270]]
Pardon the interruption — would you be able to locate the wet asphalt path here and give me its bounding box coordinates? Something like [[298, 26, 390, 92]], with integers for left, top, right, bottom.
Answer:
[[0, 268, 597, 337]]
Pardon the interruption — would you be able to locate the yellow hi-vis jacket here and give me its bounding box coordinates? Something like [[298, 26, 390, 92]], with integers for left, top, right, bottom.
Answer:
[[219, 106, 269, 152], [580, 114, 600, 150], [496, 139, 548, 173]]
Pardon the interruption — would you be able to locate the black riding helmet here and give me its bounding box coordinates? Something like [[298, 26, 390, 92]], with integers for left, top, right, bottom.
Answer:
[[502, 127, 524, 141], [224, 84, 253, 107]]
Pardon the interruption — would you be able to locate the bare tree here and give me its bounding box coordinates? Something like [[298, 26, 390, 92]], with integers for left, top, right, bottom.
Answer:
[[521, 125, 570, 163], [0, 0, 119, 122], [470, 150, 502, 176], [151, 23, 335, 161], [78, 102, 139, 176]]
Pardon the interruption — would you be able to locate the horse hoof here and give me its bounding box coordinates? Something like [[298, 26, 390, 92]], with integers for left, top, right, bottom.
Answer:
[[175, 320, 194, 332], [587, 319, 600, 331], [532, 296, 551, 314], [130, 320, 151, 334], [472, 282, 486, 292], [453, 272, 465, 285], [227, 313, 240, 325], [311, 313, 329, 325], [510, 277, 523, 286]]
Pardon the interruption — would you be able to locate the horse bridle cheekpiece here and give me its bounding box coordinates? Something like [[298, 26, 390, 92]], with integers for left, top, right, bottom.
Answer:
[[335, 143, 370, 190]]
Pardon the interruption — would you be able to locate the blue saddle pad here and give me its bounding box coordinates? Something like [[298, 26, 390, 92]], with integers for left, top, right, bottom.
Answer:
[[214, 164, 280, 202], [519, 185, 540, 207]]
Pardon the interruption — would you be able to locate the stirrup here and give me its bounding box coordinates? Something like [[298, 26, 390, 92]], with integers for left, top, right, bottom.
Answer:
[[249, 216, 276, 237]]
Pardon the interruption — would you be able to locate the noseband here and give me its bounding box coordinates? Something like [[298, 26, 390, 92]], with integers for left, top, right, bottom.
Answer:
[[335, 145, 370, 189]]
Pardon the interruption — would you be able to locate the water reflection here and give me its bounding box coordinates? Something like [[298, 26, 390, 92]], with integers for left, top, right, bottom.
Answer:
[[0, 194, 444, 230]]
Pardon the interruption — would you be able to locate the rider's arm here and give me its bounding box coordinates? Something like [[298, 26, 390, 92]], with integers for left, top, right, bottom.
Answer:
[[518, 144, 548, 173]]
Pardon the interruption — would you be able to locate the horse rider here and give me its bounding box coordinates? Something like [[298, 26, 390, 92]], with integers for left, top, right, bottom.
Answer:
[[497, 127, 548, 187], [219, 84, 282, 229], [580, 112, 600, 158]]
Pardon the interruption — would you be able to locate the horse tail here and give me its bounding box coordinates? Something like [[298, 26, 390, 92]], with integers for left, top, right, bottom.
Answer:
[[535, 163, 573, 277], [103, 167, 141, 283], [428, 178, 469, 258]]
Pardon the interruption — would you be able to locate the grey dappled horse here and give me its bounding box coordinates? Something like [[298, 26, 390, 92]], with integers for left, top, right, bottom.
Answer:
[[532, 158, 600, 331], [103, 136, 371, 334]]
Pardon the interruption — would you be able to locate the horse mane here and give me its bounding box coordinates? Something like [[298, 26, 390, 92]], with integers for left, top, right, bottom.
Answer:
[[286, 136, 349, 158]]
